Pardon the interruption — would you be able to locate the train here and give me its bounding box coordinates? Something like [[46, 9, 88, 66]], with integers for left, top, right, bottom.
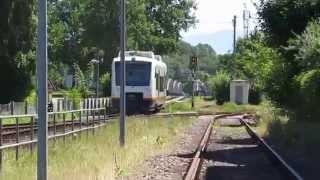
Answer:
[[111, 51, 167, 113]]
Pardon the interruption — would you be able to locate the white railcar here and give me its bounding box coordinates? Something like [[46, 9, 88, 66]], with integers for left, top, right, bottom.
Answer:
[[111, 51, 167, 113]]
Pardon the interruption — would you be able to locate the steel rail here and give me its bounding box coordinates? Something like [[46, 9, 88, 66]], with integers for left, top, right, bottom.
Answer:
[[184, 113, 242, 180], [239, 117, 304, 180], [184, 116, 216, 180]]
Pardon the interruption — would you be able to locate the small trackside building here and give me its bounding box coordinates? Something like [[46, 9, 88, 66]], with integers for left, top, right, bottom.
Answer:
[[230, 80, 250, 105]]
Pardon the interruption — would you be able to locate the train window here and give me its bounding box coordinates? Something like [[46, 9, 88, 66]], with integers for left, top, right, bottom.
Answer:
[[156, 74, 159, 90], [160, 76, 164, 92], [115, 62, 151, 86]]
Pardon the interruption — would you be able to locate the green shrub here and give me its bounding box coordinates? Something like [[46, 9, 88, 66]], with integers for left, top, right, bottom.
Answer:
[[295, 69, 320, 121], [249, 85, 262, 105], [100, 73, 111, 96], [25, 89, 37, 105], [73, 63, 90, 97], [208, 71, 231, 105], [66, 89, 82, 109]]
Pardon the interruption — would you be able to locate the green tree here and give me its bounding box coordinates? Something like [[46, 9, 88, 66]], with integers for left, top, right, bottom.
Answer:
[[234, 33, 278, 89], [258, 0, 320, 47], [0, 0, 35, 103], [82, 0, 197, 72]]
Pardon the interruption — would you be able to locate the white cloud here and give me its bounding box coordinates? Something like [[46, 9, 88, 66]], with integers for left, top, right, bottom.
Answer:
[[182, 0, 258, 37]]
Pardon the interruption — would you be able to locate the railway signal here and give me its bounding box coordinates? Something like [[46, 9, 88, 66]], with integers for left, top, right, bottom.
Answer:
[[189, 56, 198, 72], [189, 56, 198, 108]]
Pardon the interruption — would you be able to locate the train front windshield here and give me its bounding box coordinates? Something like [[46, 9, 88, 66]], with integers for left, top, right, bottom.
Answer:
[[115, 62, 151, 86]]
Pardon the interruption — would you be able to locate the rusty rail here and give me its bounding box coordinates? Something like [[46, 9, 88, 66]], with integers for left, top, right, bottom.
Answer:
[[184, 117, 214, 180], [239, 116, 304, 180]]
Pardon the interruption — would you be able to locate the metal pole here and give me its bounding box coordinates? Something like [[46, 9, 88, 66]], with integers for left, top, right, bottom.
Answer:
[[191, 71, 195, 108], [233, 15, 237, 53], [37, 0, 48, 179], [120, 0, 126, 147]]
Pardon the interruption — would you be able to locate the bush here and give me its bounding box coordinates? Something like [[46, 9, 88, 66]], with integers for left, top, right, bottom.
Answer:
[[66, 88, 82, 109], [208, 71, 231, 105], [249, 85, 262, 105], [295, 69, 320, 121], [25, 89, 37, 105], [100, 73, 111, 96]]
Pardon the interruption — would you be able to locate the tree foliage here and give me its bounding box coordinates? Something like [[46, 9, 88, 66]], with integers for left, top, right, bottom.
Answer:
[[234, 33, 278, 89], [294, 69, 320, 121], [0, 0, 35, 103], [0, 0, 196, 101], [258, 0, 320, 47]]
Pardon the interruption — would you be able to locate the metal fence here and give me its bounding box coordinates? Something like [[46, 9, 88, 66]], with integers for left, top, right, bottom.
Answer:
[[0, 97, 113, 169], [0, 97, 110, 115]]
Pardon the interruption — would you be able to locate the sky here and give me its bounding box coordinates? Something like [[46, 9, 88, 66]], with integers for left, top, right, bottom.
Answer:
[[182, 0, 258, 54]]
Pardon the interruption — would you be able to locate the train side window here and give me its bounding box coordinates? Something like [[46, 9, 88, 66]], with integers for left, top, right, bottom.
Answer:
[[156, 74, 159, 90], [160, 76, 164, 92]]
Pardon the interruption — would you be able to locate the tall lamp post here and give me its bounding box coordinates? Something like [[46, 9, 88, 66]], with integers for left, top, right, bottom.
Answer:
[[90, 58, 102, 98]]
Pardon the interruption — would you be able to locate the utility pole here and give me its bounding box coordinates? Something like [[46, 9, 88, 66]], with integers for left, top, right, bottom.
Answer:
[[37, 0, 48, 179], [243, 3, 250, 38], [233, 15, 237, 53], [120, 0, 126, 147]]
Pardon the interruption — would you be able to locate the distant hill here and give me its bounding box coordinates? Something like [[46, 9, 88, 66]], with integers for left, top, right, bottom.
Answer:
[[163, 41, 219, 84], [182, 30, 234, 54]]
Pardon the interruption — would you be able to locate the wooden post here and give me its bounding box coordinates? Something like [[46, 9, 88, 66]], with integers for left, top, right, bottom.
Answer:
[[15, 117, 19, 160], [71, 112, 74, 131], [79, 111, 82, 130], [10, 101, 14, 115], [53, 114, 56, 140], [92, 108, 95, 134], [104, 105, 107, 123], [86, 109, 89, 137], [30, 116, 34, 153], [0, 118, 3, 170], [57, 100, 61, 119], [63, 113, 66, 142]]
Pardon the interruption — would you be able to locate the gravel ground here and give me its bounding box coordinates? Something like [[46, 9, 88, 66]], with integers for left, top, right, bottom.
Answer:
[[199, 118, 285, 180], [119, 115, 215, 180]]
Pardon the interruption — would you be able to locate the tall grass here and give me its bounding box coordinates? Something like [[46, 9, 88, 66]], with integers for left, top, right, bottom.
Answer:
[[253, 101, 320, 156], [0, 116, 194, 180], [164, 101, 193, 113]]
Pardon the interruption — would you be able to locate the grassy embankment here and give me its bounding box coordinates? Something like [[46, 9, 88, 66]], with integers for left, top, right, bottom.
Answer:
[[253, 102, 320, 162], [1, 116, 194, 180], [163, 97, 258, 114]]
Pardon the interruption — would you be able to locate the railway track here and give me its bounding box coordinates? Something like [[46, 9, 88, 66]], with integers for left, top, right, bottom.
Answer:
[[0, 96, 184, 145], [184, 114, 303, 180]]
